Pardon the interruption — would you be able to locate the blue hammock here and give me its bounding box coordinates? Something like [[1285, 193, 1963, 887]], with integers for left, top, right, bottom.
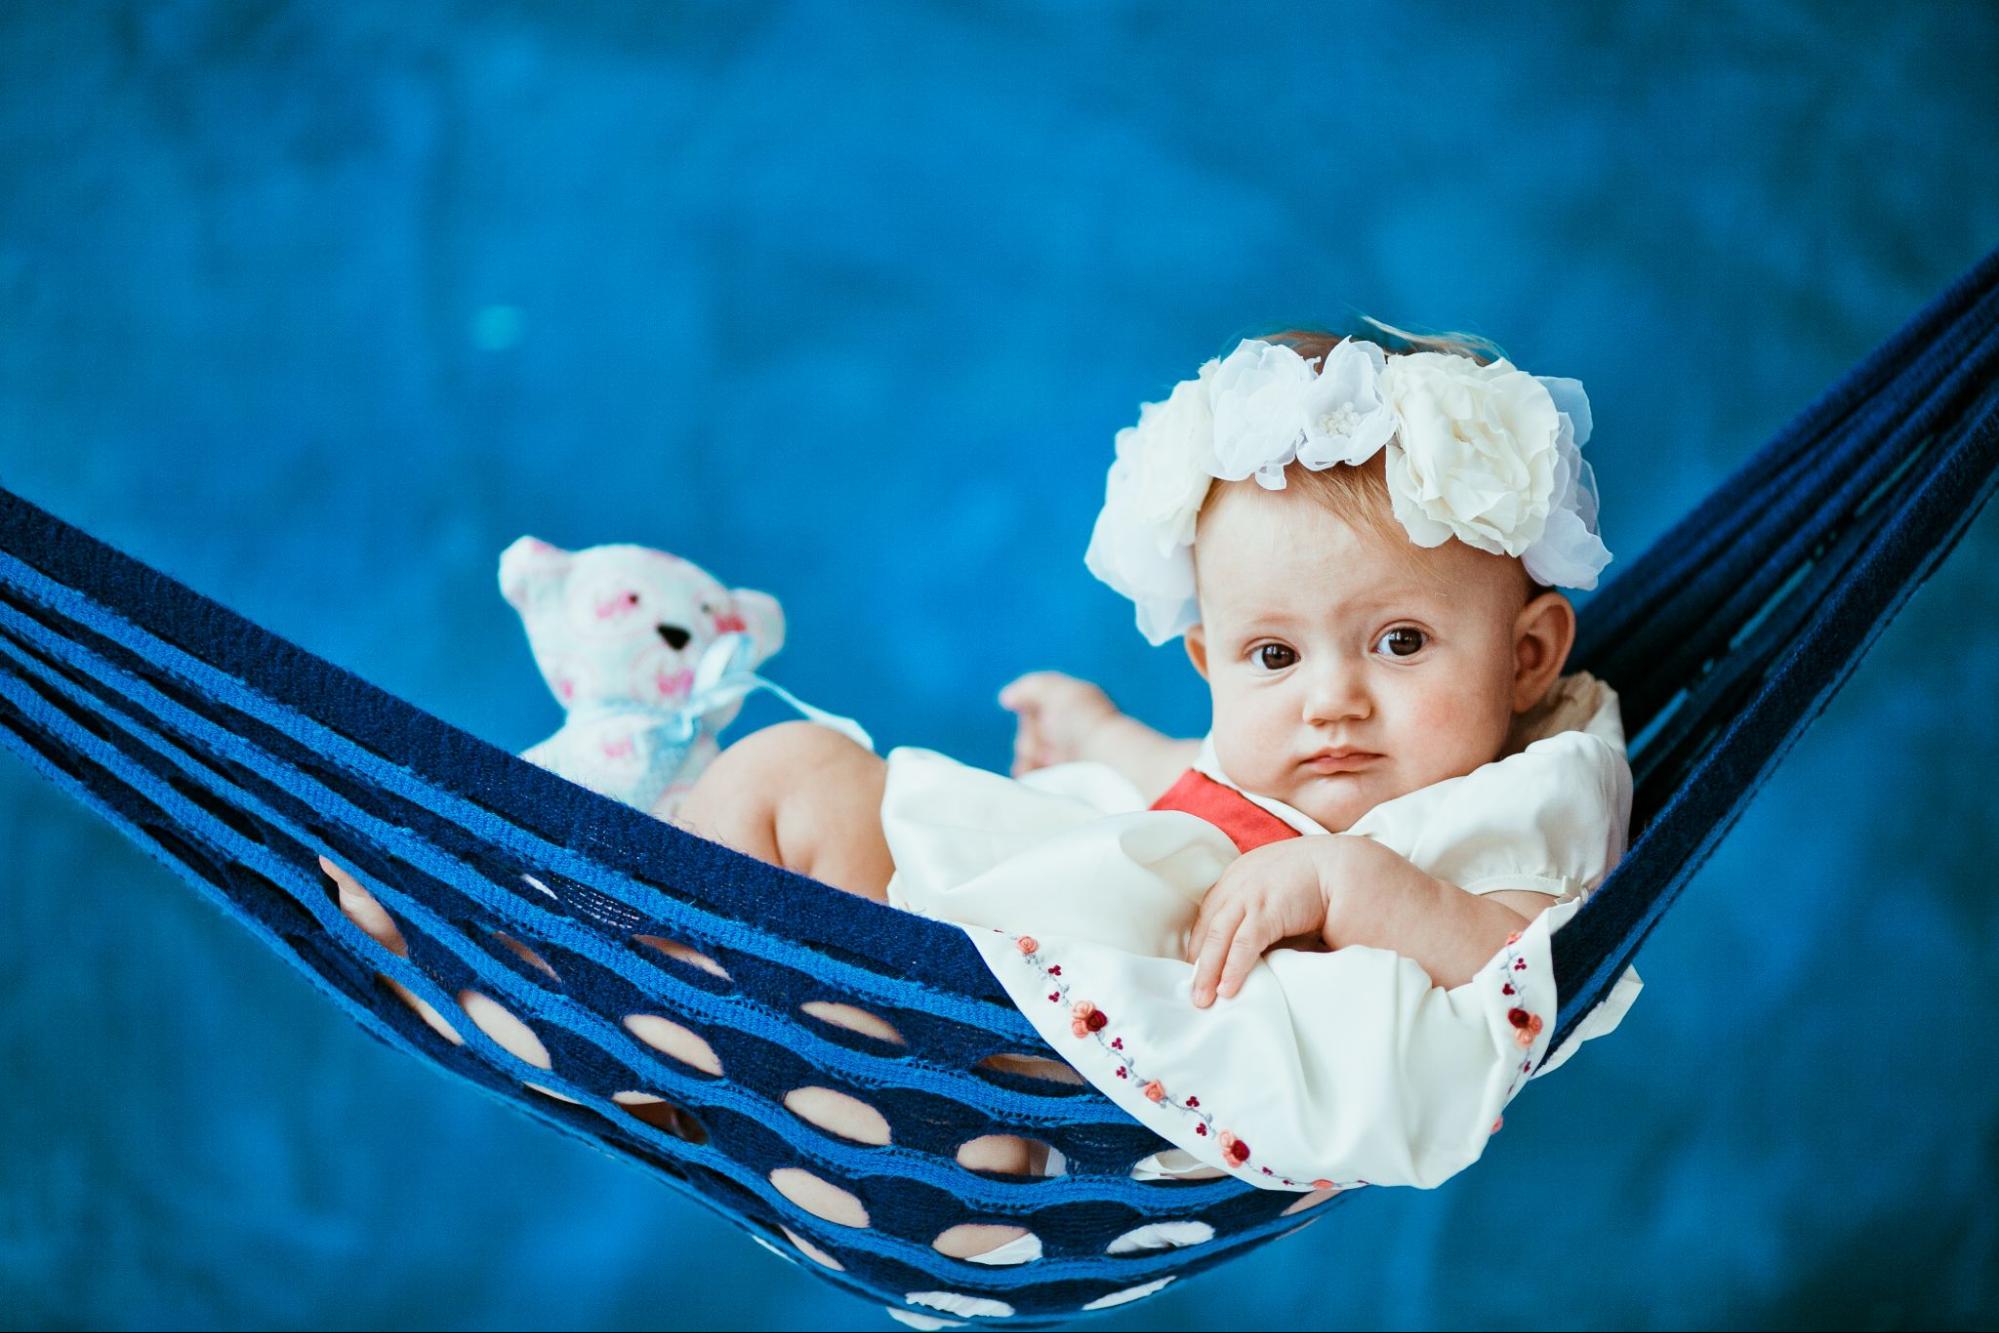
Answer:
[[3, 246, 1997, 1325]]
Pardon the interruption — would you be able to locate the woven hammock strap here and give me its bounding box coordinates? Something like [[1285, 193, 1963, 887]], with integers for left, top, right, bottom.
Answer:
[[1551, 246, 1999, 1052]]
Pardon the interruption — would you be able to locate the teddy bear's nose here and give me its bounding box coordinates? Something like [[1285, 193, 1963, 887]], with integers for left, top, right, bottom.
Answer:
[[656, 623, 692, 651]]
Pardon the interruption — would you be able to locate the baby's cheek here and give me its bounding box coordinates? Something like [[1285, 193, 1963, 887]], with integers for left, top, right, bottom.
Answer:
[[1404, 693, 1501, 782], [1213, 718, 1283, 792], [1206, 723, 1241, 776]]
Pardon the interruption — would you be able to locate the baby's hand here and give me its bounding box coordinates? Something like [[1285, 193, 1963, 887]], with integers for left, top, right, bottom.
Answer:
[[997, 671, 1120, 778], [1186, 840, 1337, 1008]]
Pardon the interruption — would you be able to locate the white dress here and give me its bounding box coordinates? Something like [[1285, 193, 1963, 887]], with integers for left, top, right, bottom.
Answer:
[[880, 671, 1643, 1192]]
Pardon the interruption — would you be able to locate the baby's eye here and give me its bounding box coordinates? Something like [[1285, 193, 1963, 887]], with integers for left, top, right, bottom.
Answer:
[[1374, 626, 1427, 658], [1255, 643, 1298, 671]]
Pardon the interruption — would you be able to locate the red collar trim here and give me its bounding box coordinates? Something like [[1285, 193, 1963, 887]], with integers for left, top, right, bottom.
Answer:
[[1148, 769, 1303, 855]]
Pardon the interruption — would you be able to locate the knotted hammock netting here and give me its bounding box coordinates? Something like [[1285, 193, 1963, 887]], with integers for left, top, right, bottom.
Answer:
[[2, 244, 1997, 1324]]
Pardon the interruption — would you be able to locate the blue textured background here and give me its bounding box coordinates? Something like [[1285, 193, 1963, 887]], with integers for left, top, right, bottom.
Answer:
[[4, 3, 1997, 1328]]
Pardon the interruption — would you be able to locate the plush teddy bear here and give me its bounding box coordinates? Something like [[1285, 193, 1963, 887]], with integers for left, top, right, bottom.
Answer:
[[499, 536, 785, 821]]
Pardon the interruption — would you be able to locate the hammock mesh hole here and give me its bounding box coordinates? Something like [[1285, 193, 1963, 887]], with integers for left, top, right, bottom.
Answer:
[[621, 1012, 724, 1076], [783, 1085, 893, 1146], [798, 1000, 906, 1047], [1130, 1148, 1227, 1183], [780, 1225, 846, 1270], [631, 932, 732, 984], [971, 1052, 1087, 1088], [1106, 1220, 1215, 1254], [612, 1090, 709, 1145], [904, 1290, 1014, 1321], [320, 856, 408, 955], [487, 928, 561, 983], [954, 1133, 1063, 1177], [932, 1223, 1040, 1264], [1080, 1277, 1176, 1311], [769, 1166, 870, 1228], [456, 988, 553, 1069], [372, 972, 464, 1044]]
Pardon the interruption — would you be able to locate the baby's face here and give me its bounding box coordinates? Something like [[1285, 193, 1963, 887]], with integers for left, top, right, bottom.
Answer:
[[1186, 482, 1535, 834]]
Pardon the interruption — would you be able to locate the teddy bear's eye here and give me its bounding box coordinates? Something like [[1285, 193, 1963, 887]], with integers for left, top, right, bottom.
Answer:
[[657, 624, 692, 651], [624, 591, 640, 605]]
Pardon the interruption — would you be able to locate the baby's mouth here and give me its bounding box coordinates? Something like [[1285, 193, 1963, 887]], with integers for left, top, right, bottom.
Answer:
[[1303, 752, 1380, 773]]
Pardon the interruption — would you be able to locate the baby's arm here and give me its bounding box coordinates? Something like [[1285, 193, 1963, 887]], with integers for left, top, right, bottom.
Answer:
[[999, 671, 1200, 802], [1187, 835, 1544, 1005], [1319, 837, 1541, 989]]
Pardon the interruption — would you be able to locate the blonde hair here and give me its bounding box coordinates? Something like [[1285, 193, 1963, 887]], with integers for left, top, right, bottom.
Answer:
[[1196, 318, 1554, 605]]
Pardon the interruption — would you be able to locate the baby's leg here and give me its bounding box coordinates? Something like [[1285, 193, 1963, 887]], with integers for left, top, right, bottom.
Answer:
[[677, 725, 1058, 1181], [673, 720, 896, 902]]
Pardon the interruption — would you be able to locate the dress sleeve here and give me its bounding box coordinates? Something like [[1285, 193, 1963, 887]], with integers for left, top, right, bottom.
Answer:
[[1344, 729, 1634, 902]]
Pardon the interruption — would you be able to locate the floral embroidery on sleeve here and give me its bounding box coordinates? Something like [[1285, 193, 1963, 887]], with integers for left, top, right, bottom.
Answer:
[[1001, 926, 1545, 1184]]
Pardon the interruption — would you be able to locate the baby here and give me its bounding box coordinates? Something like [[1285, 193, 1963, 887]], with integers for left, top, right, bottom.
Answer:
[[676, 324, 1633, 1191], [1011, 460, 1579, 1006], [676, 325, 1613, 1005]]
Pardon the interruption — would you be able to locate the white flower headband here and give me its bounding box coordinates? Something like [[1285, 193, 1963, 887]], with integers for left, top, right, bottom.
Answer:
[[1083, 335, 1612, 645]]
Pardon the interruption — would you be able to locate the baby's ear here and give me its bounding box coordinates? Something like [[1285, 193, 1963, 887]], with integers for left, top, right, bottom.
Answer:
[[728, 587, 785, 666], [499, 537, 572, 612], [1183, 623, 1210, 681], [1512, 588, 1577, 714]]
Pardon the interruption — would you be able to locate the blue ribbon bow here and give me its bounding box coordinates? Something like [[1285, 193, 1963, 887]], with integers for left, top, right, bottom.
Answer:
[[560, 633, 874, 812]]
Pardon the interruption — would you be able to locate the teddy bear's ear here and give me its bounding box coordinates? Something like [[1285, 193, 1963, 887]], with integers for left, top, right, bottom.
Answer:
[[499, 536, 572, 612], [729, 588, 785, 665]]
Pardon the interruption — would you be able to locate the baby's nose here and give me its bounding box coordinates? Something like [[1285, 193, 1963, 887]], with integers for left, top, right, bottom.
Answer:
[[1302, 665, 1370, 722]]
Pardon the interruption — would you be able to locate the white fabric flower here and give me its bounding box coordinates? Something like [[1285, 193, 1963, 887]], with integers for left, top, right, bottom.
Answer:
[[1520, 375, 1612, 589], [1296, 337, 1396, 469], [1085, 336, 1614, 646], [1209, 340, 1317, 490], [1083, 490, 1199, 646], [1083, 360, 1219, 644], [1127, 358, 1220, 553], [1377, 352, 1561, 558]]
